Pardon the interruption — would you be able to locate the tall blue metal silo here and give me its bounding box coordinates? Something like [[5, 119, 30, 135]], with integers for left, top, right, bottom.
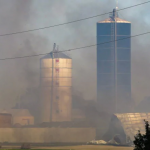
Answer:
[[97, 8, 131, 113]]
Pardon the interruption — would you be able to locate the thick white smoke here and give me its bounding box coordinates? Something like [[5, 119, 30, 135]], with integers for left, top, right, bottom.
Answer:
[[0, 0, 149, 113]]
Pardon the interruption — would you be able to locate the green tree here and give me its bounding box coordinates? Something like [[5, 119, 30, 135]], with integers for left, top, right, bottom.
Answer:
[[134, 120, 150, 150]]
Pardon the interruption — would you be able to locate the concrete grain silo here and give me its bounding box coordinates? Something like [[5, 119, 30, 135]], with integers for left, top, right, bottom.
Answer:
[[40, 44, 72, 123]]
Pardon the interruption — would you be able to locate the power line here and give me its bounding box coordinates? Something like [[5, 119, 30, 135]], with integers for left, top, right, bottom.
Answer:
[[56, 31, 150, 53], [0, 31, 150, 61], [0, 1, 149, 37]]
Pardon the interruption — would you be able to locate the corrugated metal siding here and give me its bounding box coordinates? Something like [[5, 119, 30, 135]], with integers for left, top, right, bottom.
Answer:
[[115, 113, 150, 141], [40, 58, 72, 122]]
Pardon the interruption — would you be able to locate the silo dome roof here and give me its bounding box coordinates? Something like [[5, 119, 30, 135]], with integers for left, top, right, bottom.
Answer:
[[98, 17, 130, 23], [41, 52, 71, 59], [98, 8, 130, 24]]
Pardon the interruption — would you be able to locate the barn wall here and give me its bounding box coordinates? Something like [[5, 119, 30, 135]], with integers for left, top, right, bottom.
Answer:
[[0, 128, 95, 143]]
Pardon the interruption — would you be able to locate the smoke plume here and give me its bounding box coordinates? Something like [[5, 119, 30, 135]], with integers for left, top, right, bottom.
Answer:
[[0, 0, 49, 108], [0, 0, 149, 115]]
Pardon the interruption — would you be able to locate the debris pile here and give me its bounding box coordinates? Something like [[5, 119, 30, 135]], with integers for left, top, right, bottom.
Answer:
[[87, 140, 107, 145], [87, 134, 132, 146]]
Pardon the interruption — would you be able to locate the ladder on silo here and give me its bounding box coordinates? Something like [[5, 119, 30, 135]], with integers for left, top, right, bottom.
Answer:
[[111, 17, 115, 45], [110, 14, 117, 113], [50, 43, 60, 122], [55, 46, 60, 114]]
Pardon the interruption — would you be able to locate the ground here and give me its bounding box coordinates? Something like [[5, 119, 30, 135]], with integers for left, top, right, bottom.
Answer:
[[35, 145, 133, 150], [1, 145, 133, 150]]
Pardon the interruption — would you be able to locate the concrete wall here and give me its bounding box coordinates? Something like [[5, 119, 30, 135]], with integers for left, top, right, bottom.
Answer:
[[0, 128, 95, 143]]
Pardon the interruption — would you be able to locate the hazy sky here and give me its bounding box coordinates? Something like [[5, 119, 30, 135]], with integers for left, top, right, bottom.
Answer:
[[0, 0, 149, 108]]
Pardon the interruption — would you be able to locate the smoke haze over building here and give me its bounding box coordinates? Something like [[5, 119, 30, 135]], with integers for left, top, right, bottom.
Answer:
[[0, 0, 149, 113]]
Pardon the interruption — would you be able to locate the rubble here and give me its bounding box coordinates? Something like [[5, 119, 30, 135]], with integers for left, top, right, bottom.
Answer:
[[87, 140, 107, 145]]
